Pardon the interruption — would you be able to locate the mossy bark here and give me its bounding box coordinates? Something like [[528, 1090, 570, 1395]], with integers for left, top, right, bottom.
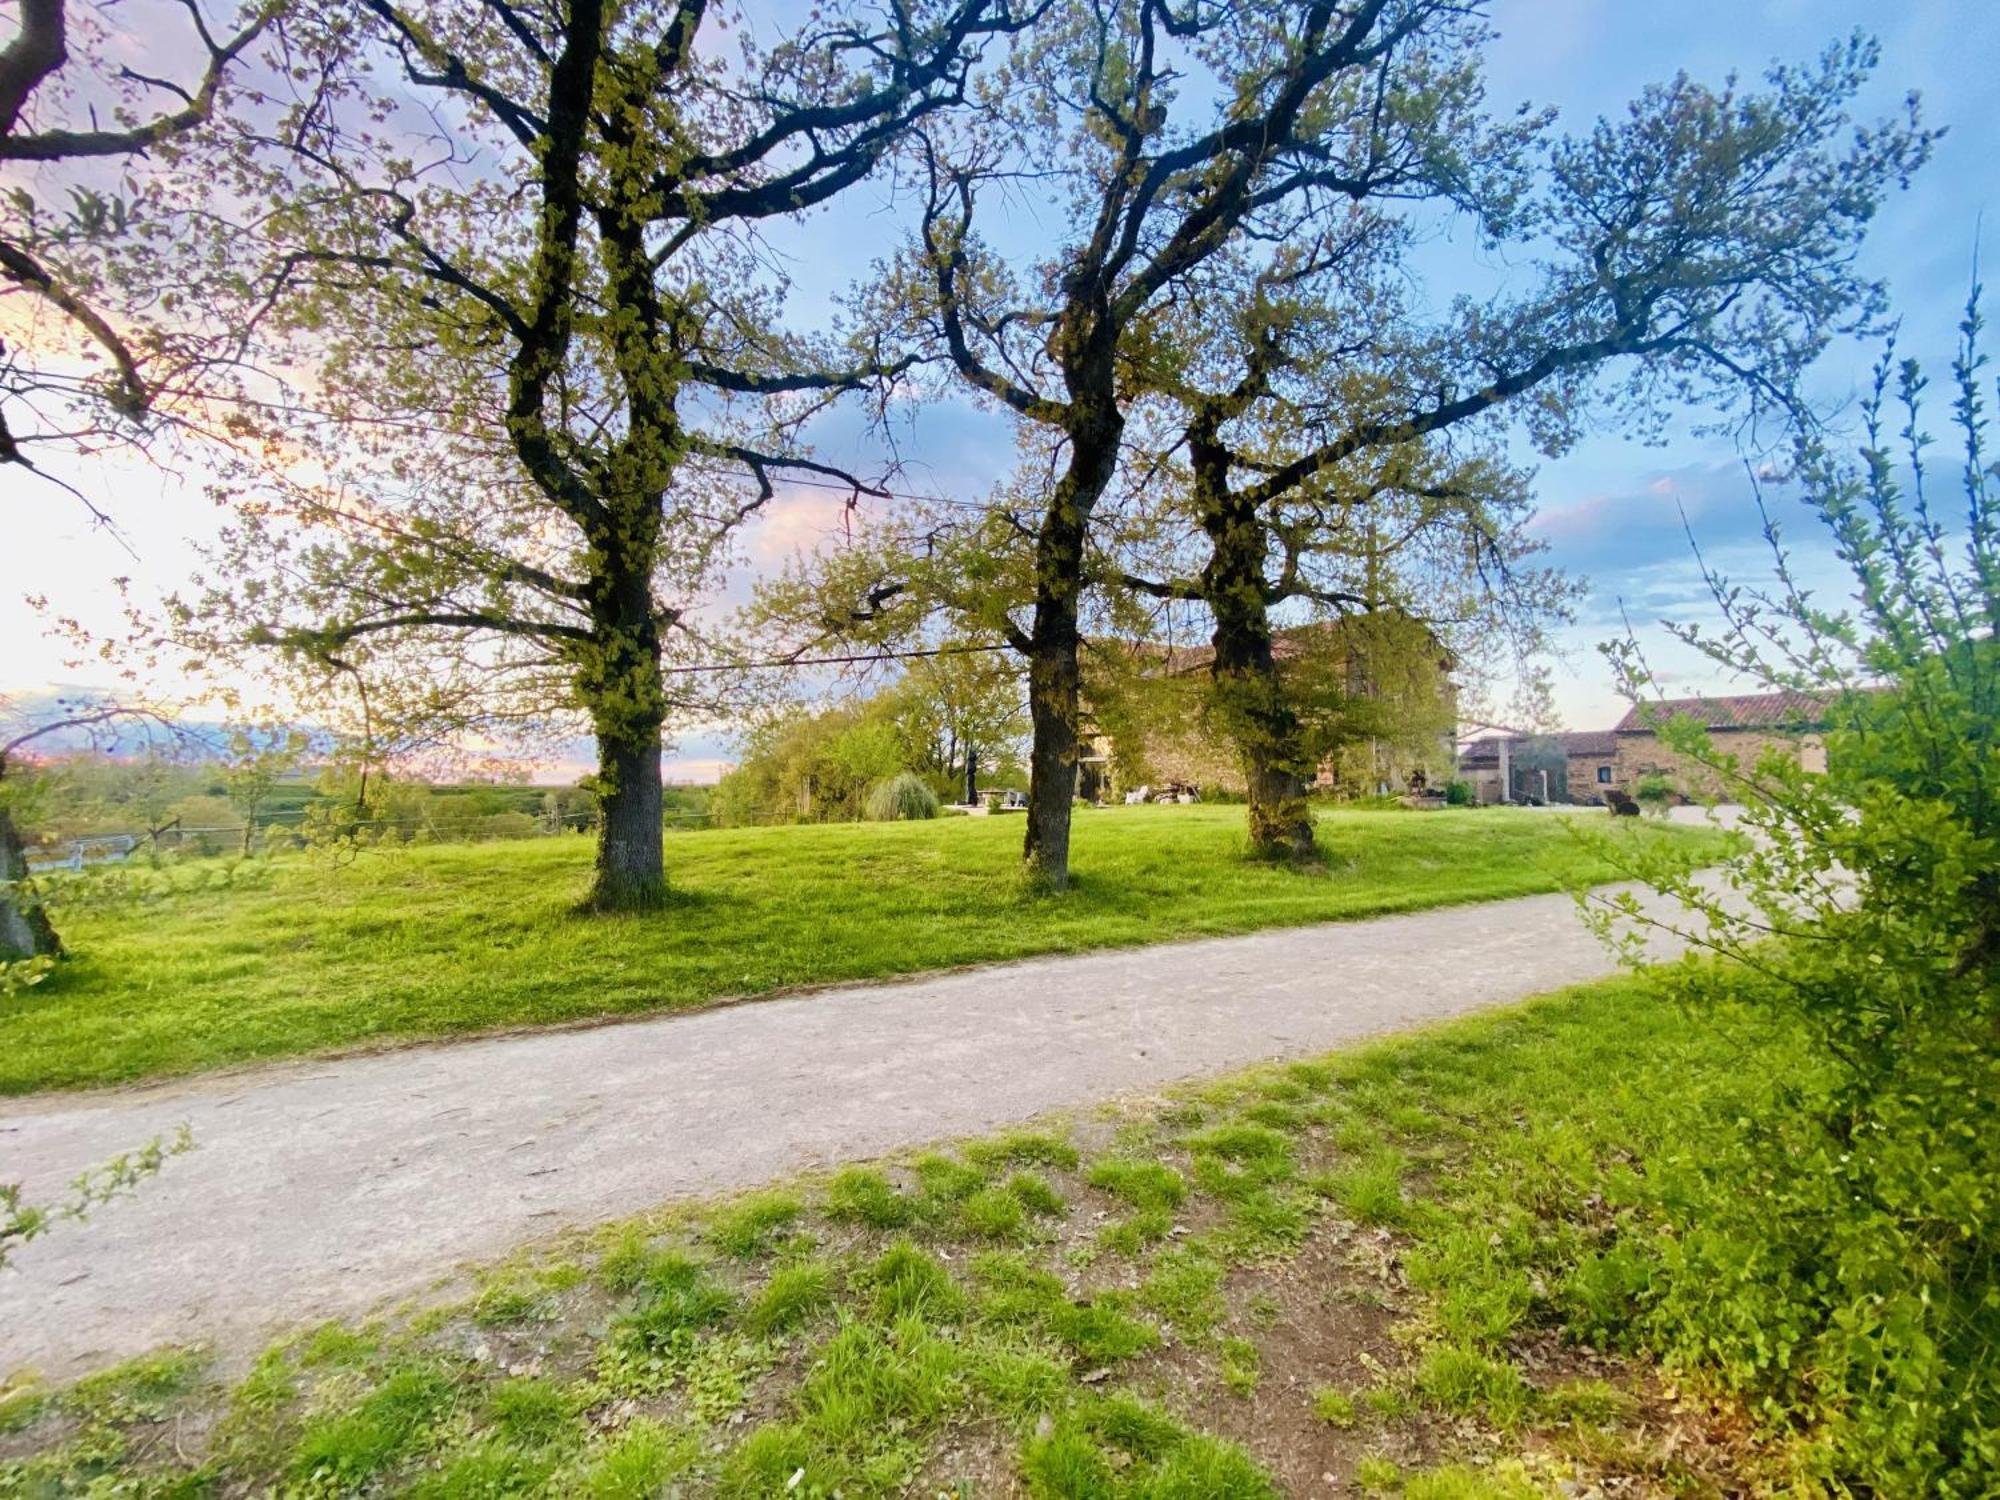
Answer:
[[1196, 454, 1316, 862], [589, 719, 666, 911], [581, 555, 668, 912]]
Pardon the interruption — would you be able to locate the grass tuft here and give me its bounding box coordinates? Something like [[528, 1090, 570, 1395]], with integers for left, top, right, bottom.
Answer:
[[746, 1259, 836, 1335], [869, 1242, 966, 1323], [705, 1190, 804, 1258], [823, 1165, 918, 1229], [1312, 1386, 1358, 1427], [1086, 1158, 1187, 1212]]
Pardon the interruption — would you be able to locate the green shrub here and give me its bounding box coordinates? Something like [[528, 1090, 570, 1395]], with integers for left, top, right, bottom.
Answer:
[[863, 772, 940, 822], [1592, 311, 2000, 1497], [1630, 771, 1673, 813], [1443, 779, 1474, 806]]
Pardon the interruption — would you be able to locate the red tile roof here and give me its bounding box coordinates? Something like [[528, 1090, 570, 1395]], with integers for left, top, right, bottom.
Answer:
[[1457, 729, 1617, 766], [1118, 622, 1347, 677], [1613, 691, 1834, 733], [1555, 730, 1619, 756]]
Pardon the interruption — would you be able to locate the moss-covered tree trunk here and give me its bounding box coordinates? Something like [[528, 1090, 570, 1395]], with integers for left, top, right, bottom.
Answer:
[[590, 712, 665, 911], [581, 550, 668, 912], [0, 803, 60, 961], [1197, 455, 1316, 861]]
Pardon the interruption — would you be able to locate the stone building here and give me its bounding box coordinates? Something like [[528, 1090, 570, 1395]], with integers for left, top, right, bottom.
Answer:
[[1606, 691, 1830, 801], [1457, 691, 1835, 805], [1458, 730, 1617, 804], [1078, 618, 1458, 801]]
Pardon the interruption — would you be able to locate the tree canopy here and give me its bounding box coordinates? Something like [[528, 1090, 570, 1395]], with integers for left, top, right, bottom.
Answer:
[[776, 4, 1930, 876], [165, 0, 1041, 908]]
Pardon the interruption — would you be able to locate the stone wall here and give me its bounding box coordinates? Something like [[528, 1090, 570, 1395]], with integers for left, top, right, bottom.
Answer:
[[1566, 752, 1618, 802], [1608, 729, 1825, 801], [1131, 722, 1245, 793]]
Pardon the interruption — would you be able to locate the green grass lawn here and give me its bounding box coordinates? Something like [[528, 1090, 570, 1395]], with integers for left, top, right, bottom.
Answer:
[[0, 973, 1804, 1497], [3, 806, 1714, 1095]]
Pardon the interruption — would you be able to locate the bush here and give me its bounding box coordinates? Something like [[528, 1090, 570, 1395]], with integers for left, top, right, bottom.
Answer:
[[1630, 772, 1673, 814], [1593, 311, 2000, 1497], [1443, 779, 1474, 806], [863, 772, 940, 822]]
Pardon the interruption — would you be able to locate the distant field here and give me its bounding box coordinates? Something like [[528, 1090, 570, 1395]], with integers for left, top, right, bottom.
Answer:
[[1, 807, 1718, 1094]]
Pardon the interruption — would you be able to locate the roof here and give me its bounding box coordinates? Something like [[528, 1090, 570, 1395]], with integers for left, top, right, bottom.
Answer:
[[1105, 614, 1452, 679], [1554, 730, 1619, 756], [1613, 691, 1835, 734], [1131, 624, 1341, 677], [1457, 729, 1617, 767]]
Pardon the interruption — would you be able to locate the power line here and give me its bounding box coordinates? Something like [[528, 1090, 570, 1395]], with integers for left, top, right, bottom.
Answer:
[[681, 461, 999, 513], [661, 641, 1012, 676]]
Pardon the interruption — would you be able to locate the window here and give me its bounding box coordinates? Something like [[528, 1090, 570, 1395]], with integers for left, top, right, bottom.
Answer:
[[1596, 765, 1612, 784]]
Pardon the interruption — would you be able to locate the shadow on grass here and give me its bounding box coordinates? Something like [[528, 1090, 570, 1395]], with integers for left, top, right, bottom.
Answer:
[[567, 881, 728, 922]]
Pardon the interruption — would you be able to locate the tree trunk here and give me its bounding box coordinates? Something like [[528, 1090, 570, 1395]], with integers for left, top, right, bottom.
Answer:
[[1020, 411, 1118, 890], [581, 556, 669, 912], [589, 713, 666, 911], [1023, 622, 1082, 885], [0, 804, 61, 961], [1199, 479, 1317, 861], [1210, 604, 1316, 859]]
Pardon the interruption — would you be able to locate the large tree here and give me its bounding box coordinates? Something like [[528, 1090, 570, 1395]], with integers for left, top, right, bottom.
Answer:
[[895, 0, 1523, 885], [1112, 411, 1549, 853], [849, 5, 1928, 887], [174, 0, 1037, 909], [1112, 41, 1934, 856]]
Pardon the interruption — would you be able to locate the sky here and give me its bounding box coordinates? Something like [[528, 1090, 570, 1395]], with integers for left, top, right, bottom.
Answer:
[[3, 0, 1996, 778]]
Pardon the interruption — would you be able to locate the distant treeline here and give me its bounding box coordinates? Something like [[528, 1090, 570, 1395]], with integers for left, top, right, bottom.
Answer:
[[26, 758, 713, 853]]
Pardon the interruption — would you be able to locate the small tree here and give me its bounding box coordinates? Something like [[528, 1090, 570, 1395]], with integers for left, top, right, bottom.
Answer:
[[883, 649, 1026, 794], [1588, 297, 2000, 1495], [219, 728, 307, 856]]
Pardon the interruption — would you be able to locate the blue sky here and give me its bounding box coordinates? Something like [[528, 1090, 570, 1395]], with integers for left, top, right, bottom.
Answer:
[[1475, 1, 1998, 727], [725, 0, 2000, 734], [4, 1, 1995, 773]]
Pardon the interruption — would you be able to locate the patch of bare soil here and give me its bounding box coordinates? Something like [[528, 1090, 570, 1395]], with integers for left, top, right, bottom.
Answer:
[[909, 1418, 1029, 1499], [1146, 1220, 1454, 1495]]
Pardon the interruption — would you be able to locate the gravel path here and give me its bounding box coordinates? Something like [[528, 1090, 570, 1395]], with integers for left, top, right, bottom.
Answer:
[[0, 882, 1678, 1380]]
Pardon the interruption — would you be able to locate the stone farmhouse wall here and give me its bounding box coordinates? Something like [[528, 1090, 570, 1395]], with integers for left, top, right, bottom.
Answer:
[[1609, 728, 1826, 801], [1122, 720, 1244, 793]]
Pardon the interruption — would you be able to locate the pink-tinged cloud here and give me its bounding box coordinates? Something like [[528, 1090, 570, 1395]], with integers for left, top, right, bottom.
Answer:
[[743, 485, 862, 564], [1526, 462, 1789, 580]]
